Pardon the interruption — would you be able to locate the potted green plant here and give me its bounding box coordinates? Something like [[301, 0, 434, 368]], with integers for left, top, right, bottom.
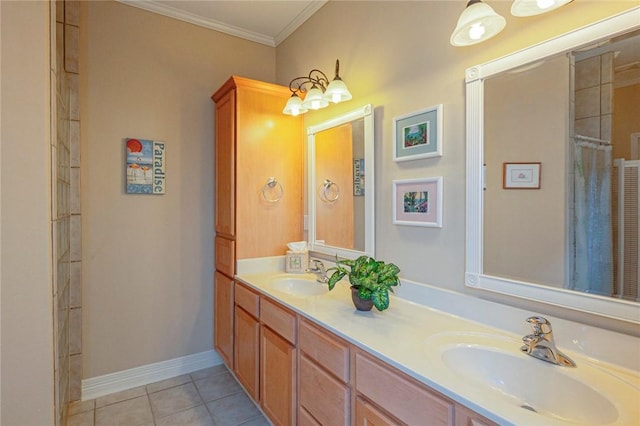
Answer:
[[327, 255, 400, 311]]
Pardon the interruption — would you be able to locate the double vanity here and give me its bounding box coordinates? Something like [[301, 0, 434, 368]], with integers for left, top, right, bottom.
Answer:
[[231, 256, 640, 426]]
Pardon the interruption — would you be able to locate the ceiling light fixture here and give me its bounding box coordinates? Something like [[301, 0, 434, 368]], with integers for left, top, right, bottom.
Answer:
[[511, 0, 573, 17], [450, 0, 506, 47], [282, 59, 352, 116]]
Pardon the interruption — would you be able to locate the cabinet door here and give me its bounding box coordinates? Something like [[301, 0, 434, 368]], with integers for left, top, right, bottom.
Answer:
[[214, 88, 235, 238], [299, 354, 350, 426], [261, 326, 296, 426], [214, 271, 234, 368], [355, 397, 401, 426], [234, 306, 259, 400]]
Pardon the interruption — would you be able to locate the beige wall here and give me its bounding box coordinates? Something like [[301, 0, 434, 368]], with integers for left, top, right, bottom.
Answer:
[[1, 1, 55, 424], [277, 1, 637, 328], [483, 55, 568, 287], [80, 1, 276, 378], [614, 83, 640, 160]]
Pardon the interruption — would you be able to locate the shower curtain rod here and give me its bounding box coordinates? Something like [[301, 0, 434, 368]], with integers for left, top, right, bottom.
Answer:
[[573, 134, 611, 145]]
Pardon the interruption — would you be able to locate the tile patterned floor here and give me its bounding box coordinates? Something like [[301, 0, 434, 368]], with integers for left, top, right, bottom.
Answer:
[[66, 365, 271, 426]]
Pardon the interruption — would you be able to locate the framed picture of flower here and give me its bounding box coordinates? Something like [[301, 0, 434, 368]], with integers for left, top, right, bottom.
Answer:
[[393, 104, 443, 162], [392, 177, 443, 228]]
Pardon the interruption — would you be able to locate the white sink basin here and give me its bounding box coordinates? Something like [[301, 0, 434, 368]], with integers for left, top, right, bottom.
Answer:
[[267, 274, 328, 298], [425, 332, 639, 425]]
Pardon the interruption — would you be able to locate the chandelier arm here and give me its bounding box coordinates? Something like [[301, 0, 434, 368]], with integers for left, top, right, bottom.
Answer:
[[307, 69, 330, 89], [288, 76, 313, 95]]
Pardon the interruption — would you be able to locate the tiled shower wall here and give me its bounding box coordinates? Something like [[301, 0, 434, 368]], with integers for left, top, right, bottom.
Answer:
[[574, 52, 614, 141], [53, 1, 81, 425]]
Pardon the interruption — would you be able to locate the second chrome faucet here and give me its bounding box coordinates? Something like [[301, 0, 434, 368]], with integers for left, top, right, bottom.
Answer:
[[520, 316, 576, 367]]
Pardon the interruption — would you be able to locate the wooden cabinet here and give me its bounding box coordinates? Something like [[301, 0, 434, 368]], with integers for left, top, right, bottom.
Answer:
[[234, 283, 260, 400], [260, 298, 297, 426], [213, 271, 234, 368], [211, 77, 303, 371], [232, 282, 297, 426], [228, 282, 504, 425], [298, 319, 351, 425], [355, 350, 455, 426], [355, 397, 401, 426], [211, 76, 303, 263]]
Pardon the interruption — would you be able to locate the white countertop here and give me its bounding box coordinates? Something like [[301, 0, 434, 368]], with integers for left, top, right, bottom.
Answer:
[[235, 256, 640, 426]]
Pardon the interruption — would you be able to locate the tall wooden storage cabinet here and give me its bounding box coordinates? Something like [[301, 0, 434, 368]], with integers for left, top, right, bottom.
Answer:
[[211, 76, 303, 369]]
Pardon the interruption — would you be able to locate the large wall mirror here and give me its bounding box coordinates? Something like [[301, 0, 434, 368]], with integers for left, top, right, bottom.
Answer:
[[307, 104, 375, 259], [466, 8, 640, 325]]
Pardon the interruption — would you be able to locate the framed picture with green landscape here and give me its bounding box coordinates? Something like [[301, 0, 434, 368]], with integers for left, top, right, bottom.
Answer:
[[392, 177, 443, 228], [393, 104, 443, 162]]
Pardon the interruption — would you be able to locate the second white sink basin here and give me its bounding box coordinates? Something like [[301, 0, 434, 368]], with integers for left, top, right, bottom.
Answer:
[[424, 332, 639, 425], [267, 274, 328, 298]]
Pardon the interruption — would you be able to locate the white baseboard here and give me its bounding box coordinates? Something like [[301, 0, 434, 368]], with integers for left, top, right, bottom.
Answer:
[[81, 350, 223, 401]]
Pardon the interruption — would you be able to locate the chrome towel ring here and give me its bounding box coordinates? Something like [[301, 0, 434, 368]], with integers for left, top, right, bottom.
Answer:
[[320, 179, 339, 203], [261, 177, 283, 203]]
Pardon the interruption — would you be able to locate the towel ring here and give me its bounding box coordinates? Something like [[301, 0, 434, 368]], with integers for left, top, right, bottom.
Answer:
[[320, 179, 339, 203], [261, 177, 283, 203]]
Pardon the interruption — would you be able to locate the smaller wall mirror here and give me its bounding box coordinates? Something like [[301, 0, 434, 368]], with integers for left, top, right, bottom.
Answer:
[[307, 104, 375, 259]]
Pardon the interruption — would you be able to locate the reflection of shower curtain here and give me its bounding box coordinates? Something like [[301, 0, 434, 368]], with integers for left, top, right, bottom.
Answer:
[[571, 139, 613, 295]]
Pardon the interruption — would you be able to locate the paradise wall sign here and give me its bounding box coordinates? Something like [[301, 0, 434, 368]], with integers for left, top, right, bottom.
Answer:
[[126, 138, 166, 194]]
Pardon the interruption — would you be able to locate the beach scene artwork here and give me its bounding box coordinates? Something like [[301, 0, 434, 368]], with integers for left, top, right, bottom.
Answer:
[[126, 138, 166, 194]]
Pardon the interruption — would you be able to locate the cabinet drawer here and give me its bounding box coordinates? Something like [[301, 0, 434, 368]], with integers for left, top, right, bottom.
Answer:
[[299, 319, 349, 383], [215, 236, 235, 277], [260, 298, 296, 344], [299, 354, 350, 426], [234, 282, 259, 318], [355, 351, 454, 426]]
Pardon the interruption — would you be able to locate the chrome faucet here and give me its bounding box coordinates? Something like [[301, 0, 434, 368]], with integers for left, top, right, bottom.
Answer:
[[307, 259, 328, 283], [520, 316, 576, 367]]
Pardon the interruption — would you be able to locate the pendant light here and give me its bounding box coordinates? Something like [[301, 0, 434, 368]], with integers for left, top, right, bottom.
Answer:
[[511, 0, 573, 17], [450, 0, 506, 47]]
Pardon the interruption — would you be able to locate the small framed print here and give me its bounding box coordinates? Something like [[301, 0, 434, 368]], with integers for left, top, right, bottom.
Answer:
[[393, 177, 443, 228], [393, 104, 443, 162], [503, 162, 541, 189]]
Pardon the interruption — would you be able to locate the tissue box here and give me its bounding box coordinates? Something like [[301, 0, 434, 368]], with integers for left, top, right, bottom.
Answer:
[[285, 250, 308, 273]]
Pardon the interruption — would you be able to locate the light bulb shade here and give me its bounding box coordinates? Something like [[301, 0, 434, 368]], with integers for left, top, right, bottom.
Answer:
[[282, 94, 308, 116], [301, 86, 329, 110], [323, 79, 352, 103], [511, 0, 572, 16], [450, 1, 506, 47]]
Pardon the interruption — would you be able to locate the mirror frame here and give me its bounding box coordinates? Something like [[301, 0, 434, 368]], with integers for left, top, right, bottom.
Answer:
[[465, 8, 640, 325], [307, 104, 375, 259]]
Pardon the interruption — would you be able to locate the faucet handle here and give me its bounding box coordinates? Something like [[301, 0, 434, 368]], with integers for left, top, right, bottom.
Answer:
[[521, 333, 543, 353], [526, 316, 552, 335]]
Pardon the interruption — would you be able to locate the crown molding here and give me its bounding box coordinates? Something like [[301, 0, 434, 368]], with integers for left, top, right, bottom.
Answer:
[[274, 0, 327, 46], [117, 0, 327, 47], [117, 0, 276, 47]]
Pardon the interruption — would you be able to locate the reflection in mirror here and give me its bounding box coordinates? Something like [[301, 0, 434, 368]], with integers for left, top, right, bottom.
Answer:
[[315, 118, 365, 251], [308, 105, 374, 259], [466, 8, 640, 324]]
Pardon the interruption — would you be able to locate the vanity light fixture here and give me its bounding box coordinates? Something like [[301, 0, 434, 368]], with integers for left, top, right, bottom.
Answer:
[[511, 0, 573, 17], [282, 59, 352, 116], [450, 0, 506, 47]]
